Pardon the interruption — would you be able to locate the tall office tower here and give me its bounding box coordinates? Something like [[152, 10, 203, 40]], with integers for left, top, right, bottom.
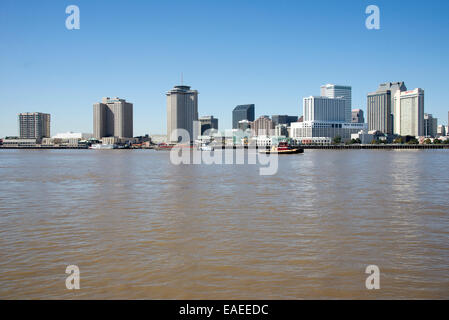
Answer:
[[232, 104, 255, 129], [93, 97, 133, 139], [320, 84, 352, 122], [252, 116, 274, 136], [437, 125, 446, 136], [199, 115, 218, 135], [166, 85, 198, 143], [423, 113, 438, 137], [367, 82, 407, 134], [303, 96, 346, 122], [271, 115, 298, 127], [19, 112, 51, 139], [351, 109, 365, 123], [393, 88, 424, 137]]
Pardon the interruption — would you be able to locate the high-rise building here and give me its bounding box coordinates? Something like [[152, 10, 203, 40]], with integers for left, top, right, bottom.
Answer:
[[271, 115, 298, 127], [393, 89, 424, 137], [320, 84, 352, 122], [423, 113, 438, 137], [303, 96, 346, 122], [166, 85, 199, 143], [437, 125, 446, 136], [19, 112, 51, 139], [232, 104, 255, 129], [292, 91, 366, 143], [351, 109, 365, 123], [93, 97, 133, 139], [199, 115, 218, 135], [367, 82, 407, 134], [251, 116, 273, 136]]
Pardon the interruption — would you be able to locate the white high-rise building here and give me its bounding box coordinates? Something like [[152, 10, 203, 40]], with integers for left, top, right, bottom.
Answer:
[[166, 85, 199, 143], [393, 89, 424, 137], [303, 96, 346, 122], [320, 84, 352, 122], [293, 93, 366, 143]]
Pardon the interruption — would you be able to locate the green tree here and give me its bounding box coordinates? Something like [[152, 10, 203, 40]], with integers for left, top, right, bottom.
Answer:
[[332, 136, 342, 145]]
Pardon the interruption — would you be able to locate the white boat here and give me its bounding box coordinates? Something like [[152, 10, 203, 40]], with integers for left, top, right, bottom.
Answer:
[[89, 143, 116, 150], [197, 142, 214, 151], [199, 145, 214, 151]]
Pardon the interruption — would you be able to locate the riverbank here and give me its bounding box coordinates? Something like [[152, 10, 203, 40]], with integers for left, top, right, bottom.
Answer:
[[1, 144, 448, 150]]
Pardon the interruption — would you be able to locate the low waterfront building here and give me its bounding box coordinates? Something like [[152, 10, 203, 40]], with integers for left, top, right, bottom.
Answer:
[[2, 138, 39, 147], [292, 137, 332, 145], [52, 132, 93, 140], [254, 135, 287, 147], [351, 130, 374, 144], [290, 121, 367, 142]]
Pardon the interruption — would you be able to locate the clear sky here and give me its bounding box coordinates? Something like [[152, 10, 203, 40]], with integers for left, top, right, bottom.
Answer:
[[1, 0, 448, 137]]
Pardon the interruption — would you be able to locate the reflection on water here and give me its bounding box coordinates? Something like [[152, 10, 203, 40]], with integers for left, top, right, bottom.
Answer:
[[0, 149, 448, 299]]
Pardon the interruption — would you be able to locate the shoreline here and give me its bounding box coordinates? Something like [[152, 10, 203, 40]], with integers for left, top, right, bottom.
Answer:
[[1, 145, 449, 150]]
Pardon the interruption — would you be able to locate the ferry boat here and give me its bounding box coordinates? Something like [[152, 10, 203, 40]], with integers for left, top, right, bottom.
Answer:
[[89, 143, 116, 150], [259, 141, 304, 154]]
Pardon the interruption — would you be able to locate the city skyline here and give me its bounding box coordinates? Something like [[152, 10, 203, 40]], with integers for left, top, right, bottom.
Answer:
[[1, 0, 449, 137]]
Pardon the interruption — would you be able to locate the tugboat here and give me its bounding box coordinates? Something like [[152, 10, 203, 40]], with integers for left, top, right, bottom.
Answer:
[[259, 141, 304, 154]]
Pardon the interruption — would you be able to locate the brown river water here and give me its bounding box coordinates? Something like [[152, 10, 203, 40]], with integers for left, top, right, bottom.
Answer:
[[0, 149, 448, 299]]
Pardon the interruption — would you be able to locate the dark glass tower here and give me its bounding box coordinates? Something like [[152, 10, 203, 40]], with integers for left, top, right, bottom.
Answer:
[[232, 104, 255, 129]]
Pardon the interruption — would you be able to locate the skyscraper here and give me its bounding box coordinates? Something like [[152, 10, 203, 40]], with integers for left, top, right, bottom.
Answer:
[[367, 82, 407, 134], [251, 116, 273, 136], [393, 88, 424, 137], [423, 113, 438, 137], [93, 97, 133, 139], [232, 104, 255, 129], [199, 116, 218, 135], [303, 96, 346, 122], [271, 115, 298, 127], [320, 84, 352, 122], [166, 85, 198, 143], [351, 109, 364, 123], [19, 112, 51, 139]]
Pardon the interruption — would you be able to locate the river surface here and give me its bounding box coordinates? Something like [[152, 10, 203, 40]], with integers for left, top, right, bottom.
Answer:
[[0, 149, 448, 299]]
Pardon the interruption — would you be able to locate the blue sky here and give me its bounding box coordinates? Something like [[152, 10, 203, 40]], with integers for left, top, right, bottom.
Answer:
[[1, 0, 448, 137]]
